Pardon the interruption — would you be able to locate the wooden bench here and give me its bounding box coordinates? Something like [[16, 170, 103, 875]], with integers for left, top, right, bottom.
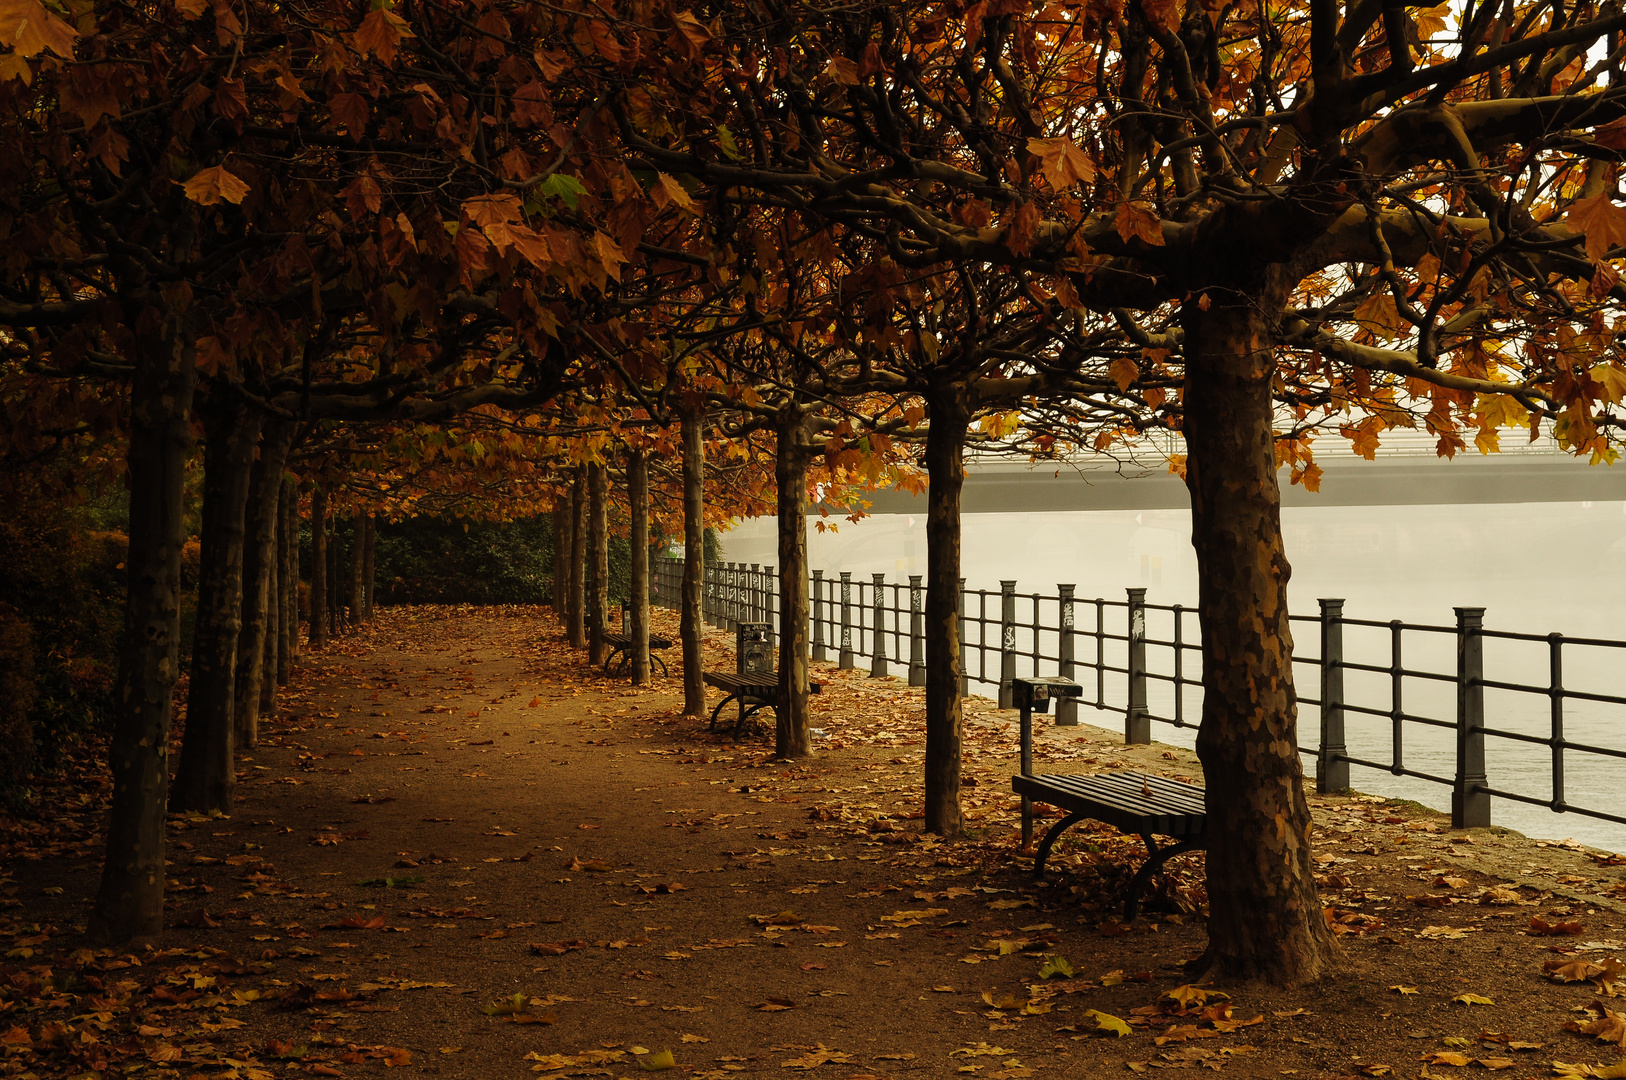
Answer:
[[601, 632, 673, 677], [702, 671, 822, 738], [1012, 770, 1206, 920]]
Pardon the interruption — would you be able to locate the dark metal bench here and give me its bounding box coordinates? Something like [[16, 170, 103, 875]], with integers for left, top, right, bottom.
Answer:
[[601, 632, 672, 677], [1008, 677, 1205, 920], [703, 622, 821, 738], [703, 671, 822, 737]]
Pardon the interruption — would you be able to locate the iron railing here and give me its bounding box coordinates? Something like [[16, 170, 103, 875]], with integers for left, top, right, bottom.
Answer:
[[649, 557, 1626, 833]]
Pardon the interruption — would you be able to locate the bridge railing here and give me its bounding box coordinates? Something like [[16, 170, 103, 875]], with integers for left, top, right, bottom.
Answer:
[[649, 557, 1626, 835]]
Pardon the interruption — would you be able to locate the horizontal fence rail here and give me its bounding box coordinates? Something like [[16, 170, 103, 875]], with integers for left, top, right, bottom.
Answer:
[[650, 556, 1626, 837]]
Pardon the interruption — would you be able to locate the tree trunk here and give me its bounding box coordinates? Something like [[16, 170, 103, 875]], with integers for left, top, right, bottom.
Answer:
[[568, 468, 587, 648], [588, 461, 609, 666], [347, 516, 365, 626], [261, 527, 279, 713], [552, 500, 571, 617], [88, 333, 197, 944], [680, 410, 706, 716], [775, 408, 814, 759], [308, 483, 328, 647], [628, 451, 651, 684], [170, 390, 262, 815], [327, 515, 342, 636], [1182, 290, 1340, 986], [361, 514, 376, 620], [922, 388, 970, 837], [279, 478, 298, 678], [233, 421, 295, 751]]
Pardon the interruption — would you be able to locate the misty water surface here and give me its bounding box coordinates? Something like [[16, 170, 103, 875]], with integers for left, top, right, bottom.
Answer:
[[721, 501, 1626, 852]]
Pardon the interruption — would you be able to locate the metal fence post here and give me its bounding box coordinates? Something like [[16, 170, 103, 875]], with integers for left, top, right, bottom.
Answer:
[[811, 570, 826, 661], [703, 563, 715, 626], [1056, 584, 1078, 726], [1126, 587, 1150, 744], [763, 565, 775, 640], [1318, 598, 1349, 793], [908, 575, 925, 687], [1453, 606, 1490, 828], [958, 577, 969, 697], [838, 571, 855, 669], [998, 580, 1018, 708], [870, 573, 889, 677]]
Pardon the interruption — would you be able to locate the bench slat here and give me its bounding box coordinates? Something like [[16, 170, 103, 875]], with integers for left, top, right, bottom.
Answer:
[[1012, 770, 1205, 839]]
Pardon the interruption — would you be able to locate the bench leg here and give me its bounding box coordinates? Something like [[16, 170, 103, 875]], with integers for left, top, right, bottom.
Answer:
[[653, 655, 668, 677], [1032, 811, 1089, 878], [732, 702, 769, 741], [1123, 836, 1202, 921], [709, 694, 742, 732]]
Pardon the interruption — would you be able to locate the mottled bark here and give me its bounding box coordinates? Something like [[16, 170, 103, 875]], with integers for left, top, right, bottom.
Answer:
[[89, 332, 197, 944], [628, 451, 651, 685], [361, 515, 375, 620], [680, 410, 706, 716], [552, 501, 571, 617], [327, 517, 341, 636], [568, 468, 587, 649], [922, 388, 970, 837], [1182, 289, 1340, 986], [170, 390, 262, 815], [233, 421, 295, 751], [588, 461, 609, 666], [308, 484, 328, 647], [260, 534, 279, 713], [775, 408, 814, 760], [347, 516, 365, 624], [278, 479, 298, 679]]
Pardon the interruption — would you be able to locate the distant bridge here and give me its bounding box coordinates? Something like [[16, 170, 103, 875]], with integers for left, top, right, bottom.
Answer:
[[863, 435, 1626, 513]]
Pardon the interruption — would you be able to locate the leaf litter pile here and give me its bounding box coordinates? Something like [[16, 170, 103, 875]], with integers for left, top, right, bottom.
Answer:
[[2, 606, 1625, 1080]]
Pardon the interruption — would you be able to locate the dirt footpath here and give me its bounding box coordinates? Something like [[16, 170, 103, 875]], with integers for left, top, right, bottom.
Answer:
[[2, 605, 1625, 1080]]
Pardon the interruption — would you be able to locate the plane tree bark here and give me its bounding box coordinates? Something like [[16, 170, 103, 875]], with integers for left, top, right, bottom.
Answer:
[[88, 330, 198, 943], [170, 389, 263, 816], [680, 409, 706, 716], [234, 421, 296, 750]]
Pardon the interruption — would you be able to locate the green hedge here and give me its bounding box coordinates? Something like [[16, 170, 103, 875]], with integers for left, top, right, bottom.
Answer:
[[373, 516, 638, 607]]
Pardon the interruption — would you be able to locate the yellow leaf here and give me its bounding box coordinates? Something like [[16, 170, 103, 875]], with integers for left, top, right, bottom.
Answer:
[[181, 165, 251, 205], [1086, 1010, 1132, 1037], [1115, 201, 1164, 247], [1026, 136, 1095, 192], [1589, 363, 1626, 405], [1109, 355, 1139, 392], [1566, 193, 1626, 263], [638, 1050, 676, 1071], [1455, 993, 1496, 1006], [1389, 985, 1419, 995], [651, 172, 698, 214]]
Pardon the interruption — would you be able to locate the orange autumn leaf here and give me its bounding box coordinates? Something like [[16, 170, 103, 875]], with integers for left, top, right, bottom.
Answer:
[[1115, 201, 1164, 247], [181, 165, 251, 205], [1565, 193, 1626, 263]]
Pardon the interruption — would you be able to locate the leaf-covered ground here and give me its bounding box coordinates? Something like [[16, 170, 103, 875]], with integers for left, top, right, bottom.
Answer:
[[2, 606, 1625, 1080]]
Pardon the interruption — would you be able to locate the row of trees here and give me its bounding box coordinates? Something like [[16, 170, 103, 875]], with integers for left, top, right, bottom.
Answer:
[[8, 0, 1626, 985]]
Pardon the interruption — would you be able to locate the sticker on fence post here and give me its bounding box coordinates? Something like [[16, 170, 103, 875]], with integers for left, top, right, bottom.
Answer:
[[998, 581, 1018, 709], [838, 572, 855, 669], [908, 575, 925, 688], [810, 570, 826, 662], [1126, 588, 1151, 744], [870, 573, 889, 678], [1056, 584, 1078, 726]]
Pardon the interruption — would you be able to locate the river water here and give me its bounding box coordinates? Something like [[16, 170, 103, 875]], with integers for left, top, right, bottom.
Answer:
[[720, 500, 1626, 853]]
